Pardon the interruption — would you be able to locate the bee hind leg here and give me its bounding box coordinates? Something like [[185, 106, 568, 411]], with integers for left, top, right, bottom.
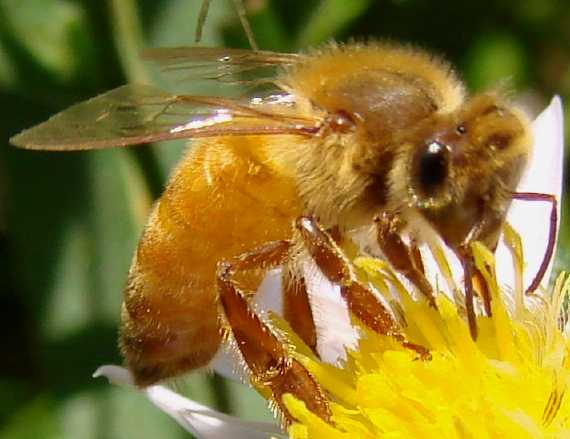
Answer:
[[216, 240, 331, 424], [295, 215, 429, 359]]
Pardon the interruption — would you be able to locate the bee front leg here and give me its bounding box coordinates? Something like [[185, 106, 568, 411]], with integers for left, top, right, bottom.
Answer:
[[456, 248, 479, 339], [216, 240, 331, 424], [295, 216, 429, 358], [455, 213, 505, 339], [374, 212, 437, 307]]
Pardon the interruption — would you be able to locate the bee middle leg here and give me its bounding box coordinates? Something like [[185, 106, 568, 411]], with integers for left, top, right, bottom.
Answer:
[[295, 216, 429, 357], [216, 240, 331, 424], [374, 212, 437, 307]]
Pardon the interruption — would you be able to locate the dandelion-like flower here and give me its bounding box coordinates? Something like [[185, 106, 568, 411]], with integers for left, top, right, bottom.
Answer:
[[95, 97, 565, 438]]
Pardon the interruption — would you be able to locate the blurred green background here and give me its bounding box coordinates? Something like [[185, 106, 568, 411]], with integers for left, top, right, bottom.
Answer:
[[0, 0, 569, 437]]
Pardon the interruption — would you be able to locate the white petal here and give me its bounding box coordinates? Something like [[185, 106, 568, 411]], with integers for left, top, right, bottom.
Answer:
[[94, 364, 134, 386], [496, 96, 565, 291], [420, 239, 465, 302], [94, 365, 284, 439], [253, 268, 284, 314], [210, 345, 248, 384], [302, 259, 359, 364]]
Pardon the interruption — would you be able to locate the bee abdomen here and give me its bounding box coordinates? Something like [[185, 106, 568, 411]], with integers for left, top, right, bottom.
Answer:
[[119, 137, 303, 385]]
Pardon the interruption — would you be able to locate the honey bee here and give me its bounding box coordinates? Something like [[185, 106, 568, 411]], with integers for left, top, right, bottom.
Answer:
[[10, 42, 557, 422]]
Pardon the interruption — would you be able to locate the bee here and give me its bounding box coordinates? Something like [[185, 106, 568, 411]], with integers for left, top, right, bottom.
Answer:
[[10, 41, 557, 422]]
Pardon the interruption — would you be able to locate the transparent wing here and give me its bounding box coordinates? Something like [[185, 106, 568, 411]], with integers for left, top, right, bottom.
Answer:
[[10, 84, 321, 151], [142, 46, 302, 88]]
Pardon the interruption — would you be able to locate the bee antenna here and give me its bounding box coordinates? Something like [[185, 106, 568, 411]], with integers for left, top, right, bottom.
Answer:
[[195, 0, 259, 51], [231, 0, 259, 50], [195, 0, 211, 44]]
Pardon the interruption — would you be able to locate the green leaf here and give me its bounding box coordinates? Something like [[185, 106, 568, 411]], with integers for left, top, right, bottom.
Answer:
[[224, 379, 275, 422], [4, 147, 143, 377], [0, 0, 91, 81], [464, 33, 528, 91], [295, 0, 372, 47], [65, 387, 188, 439], [0, 396, 60, 439], [0, 39, 17, 88]]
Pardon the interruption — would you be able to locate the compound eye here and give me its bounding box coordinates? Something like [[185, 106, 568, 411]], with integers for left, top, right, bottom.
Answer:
[[417, 141, 450, 195]]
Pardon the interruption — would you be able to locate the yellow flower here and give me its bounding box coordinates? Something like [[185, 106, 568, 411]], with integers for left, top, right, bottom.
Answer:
[[284, 246, 570, 438]]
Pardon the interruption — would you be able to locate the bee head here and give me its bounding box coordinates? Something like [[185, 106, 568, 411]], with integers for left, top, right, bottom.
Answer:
[[391, 93, 531, 247]]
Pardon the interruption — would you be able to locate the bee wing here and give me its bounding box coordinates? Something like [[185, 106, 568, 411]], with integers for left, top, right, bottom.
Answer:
[[10, 84, 320, 151], [142, 46, 302, 89]]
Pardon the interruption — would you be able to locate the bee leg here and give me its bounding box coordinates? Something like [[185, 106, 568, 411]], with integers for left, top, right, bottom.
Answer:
[[282, 268, 319, 356], [374, 212, 437, 308], [216, 238, 318, 355], [409, 237, 425, 274], [295, 216, 429, 358], [511, 192, 558, 293], [217, 241, 331, 424], [456, 210, 517, 339], [457, 250, 478, 339]]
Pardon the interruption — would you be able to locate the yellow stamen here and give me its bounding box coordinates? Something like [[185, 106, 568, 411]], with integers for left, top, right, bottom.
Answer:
[[274, 234, 570, 438]]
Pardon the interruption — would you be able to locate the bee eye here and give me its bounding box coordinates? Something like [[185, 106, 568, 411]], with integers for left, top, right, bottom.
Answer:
[[417, 141, 449, 195]]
